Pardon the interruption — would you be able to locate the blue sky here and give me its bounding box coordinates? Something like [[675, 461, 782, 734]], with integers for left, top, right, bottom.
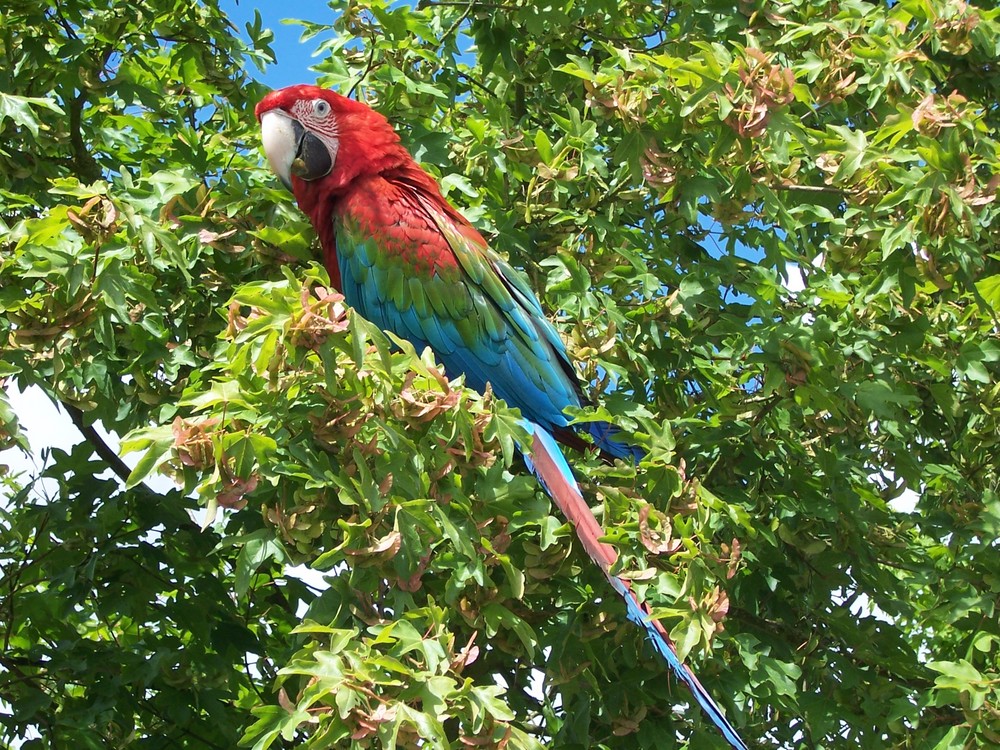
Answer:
[[222, 0, 337, 89]]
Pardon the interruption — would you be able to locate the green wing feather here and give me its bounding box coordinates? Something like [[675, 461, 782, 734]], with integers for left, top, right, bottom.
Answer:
[[333, 175, 583, 429]]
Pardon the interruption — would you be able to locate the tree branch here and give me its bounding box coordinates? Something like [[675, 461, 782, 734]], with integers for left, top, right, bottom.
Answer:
[[62, 401, 133, 484], [67, 89, 101, 183], [67, 40, 117, 184]]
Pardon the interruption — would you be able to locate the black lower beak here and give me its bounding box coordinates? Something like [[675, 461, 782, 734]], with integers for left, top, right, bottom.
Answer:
[[291, 121, 333, 183]]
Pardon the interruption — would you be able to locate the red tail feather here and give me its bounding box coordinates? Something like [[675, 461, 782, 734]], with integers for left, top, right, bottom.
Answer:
[[523, 422, 749, 750]]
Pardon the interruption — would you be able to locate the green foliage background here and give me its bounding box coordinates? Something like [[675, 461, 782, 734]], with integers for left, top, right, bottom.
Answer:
[[2, 1, 999, 748]]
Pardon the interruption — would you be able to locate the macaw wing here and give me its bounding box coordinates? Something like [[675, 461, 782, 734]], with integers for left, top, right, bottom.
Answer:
[[332, 175, 582, 431]]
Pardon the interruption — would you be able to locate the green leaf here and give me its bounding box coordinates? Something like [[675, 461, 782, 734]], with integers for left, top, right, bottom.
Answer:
[[233, 531, 286, 598], [120, 426, 175, 488], [930, 726, 970, 750], [829, 125, 869, 181], [974, 274, 1000, 312], [0, 92, 64, 137], [927, 659, 986, 691]]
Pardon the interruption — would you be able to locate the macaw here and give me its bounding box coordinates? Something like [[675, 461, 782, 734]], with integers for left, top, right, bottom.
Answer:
[[255, 84, 748, 750]]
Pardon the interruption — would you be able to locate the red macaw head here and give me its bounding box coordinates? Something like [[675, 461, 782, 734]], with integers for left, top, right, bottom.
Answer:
[[255, 85, 406, 201]]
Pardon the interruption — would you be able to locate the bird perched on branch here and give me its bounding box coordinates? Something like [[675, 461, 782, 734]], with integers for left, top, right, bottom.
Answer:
[[256, 84, 748, 750]]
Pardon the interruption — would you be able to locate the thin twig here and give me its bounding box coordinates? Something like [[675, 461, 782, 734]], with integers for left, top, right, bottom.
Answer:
[[768, 181, 845, 195], [437, 0, 475, 52], [348, 37, 379, 99]]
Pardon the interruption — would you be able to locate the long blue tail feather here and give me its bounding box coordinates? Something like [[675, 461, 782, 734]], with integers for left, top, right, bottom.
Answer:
[[612, 578, 749, 750], [521, 420, 749, 750]]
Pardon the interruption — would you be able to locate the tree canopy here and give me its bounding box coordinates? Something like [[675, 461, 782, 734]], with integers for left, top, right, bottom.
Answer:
[[1, 1, 998, 748]]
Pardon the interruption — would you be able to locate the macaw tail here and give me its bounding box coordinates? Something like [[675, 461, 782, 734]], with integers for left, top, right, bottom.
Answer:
[[582, 420, 645, 463], [552, 420, 645, 463], [521, 421, 750, 750]]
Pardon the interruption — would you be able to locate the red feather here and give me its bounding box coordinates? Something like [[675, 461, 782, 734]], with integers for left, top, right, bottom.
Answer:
[[337, 174, 462, 278]]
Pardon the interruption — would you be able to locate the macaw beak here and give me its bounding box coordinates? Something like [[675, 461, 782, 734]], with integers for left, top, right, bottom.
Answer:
[[259, 110, 333, 190]]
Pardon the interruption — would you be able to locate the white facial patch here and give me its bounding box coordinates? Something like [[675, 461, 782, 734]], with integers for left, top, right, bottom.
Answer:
[[260, 110, 300, 189]]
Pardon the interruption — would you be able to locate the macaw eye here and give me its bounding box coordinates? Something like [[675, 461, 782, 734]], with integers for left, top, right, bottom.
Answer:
[[313, 100, 330, 118]]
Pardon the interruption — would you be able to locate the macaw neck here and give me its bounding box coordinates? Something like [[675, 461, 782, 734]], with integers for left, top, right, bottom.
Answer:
[[292, 180, 344, 290]]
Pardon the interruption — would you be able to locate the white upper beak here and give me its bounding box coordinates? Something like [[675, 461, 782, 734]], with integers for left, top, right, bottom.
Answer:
[[260, 110, 297, 190]]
